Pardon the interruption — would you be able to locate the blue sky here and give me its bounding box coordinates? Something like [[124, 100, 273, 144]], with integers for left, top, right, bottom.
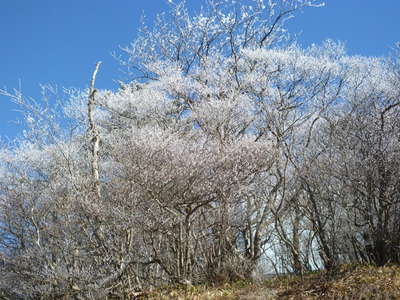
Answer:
[[1, 0, 399, 140]]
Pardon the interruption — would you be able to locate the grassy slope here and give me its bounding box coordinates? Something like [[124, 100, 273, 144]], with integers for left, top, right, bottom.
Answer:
[[140, 265, 400, 299]]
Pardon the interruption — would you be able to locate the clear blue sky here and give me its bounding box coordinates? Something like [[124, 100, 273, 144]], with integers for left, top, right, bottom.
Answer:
[[1, 0, 399, 140]]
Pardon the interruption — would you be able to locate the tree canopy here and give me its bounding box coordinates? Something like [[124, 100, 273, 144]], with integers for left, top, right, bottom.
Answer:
[[1, 1, 399, 298]]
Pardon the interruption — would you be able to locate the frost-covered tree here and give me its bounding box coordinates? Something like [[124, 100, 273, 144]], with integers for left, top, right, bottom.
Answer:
[[304, 51, 400, 267], [1, 0, 399, 298]]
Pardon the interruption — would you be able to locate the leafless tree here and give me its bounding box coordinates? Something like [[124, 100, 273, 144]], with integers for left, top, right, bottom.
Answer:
[[1, 1, 400, 299]]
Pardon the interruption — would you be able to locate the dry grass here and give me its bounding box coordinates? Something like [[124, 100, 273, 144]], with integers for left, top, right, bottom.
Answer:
[[266, 264, 400, 300], [136, 265, 400, 299], [139, 281, 276, 300]]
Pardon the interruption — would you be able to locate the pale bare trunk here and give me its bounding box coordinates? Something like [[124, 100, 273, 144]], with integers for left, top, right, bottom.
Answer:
[[88, 62, 102, 198]]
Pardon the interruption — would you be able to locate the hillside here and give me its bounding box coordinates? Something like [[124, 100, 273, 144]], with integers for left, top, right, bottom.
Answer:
[[140, 265, 400, 300]]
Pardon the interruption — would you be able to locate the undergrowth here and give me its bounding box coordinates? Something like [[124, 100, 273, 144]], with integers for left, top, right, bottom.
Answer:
[[139, 264, 400, 299]]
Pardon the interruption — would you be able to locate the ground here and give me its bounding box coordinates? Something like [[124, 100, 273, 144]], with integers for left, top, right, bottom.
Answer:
[[138, 264, 400, 299]]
